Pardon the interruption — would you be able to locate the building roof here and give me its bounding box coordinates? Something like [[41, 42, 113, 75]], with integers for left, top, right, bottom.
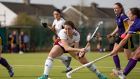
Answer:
[[99, 8, 115, 18], [73, 5, 115, 18], [1, 2, 56, 16]]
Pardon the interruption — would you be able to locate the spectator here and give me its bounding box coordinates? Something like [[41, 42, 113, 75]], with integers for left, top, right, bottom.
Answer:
[[23, 32, 30, 52], [10, 30, 18, 53], [19, 31, 25, 54], [95, 32, 103, 52]]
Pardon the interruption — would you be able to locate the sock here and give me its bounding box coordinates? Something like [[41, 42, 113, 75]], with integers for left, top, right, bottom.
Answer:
[[43, 57, 53, 76], [58, 54, 68, 60], [0, 57, 11, 71], [87, 64, 100, 76], [113, 55, 121, 70], [57, 55, 71, 69], [123, 58, 137, 76]]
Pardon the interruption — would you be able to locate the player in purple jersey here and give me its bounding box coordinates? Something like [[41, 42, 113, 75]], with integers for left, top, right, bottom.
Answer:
[[107, 2, 134, 74], [0, 35, 14, 77], [110, 7, 140, 79]]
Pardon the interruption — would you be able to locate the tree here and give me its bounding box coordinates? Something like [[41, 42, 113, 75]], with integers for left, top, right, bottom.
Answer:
[[13, 13, 39, 26]]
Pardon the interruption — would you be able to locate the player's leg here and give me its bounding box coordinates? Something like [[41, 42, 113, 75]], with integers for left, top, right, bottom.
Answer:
[[124, 49, 132, 60], [53, 35, 72, 72], [57, 54, 72, 73], [122, 47, 140, 78], [38, 45, 63, 79], [19, 43, 24, 54], [112, 41, 133, 76], [0, 57, 14, 77], [124, 37, 134, 60], [112, 43, 121, 70], [69, 52, 107, 79]]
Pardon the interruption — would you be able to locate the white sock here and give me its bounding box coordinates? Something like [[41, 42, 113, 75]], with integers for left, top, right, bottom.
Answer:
[[57, 54, 68, 60], [43, 57, 53, 76], [87, 64, 100, 76], [57, 54, 70, 68]]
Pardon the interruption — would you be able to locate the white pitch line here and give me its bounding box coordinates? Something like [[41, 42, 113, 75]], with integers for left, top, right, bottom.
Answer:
[[12, 65, 140, 70]]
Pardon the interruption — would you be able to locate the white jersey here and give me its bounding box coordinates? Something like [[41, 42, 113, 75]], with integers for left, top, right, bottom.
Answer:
[[58, 29, 80, 47], [52, 18, 65, 35]]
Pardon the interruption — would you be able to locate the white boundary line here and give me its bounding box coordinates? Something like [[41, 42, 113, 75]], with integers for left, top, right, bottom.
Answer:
[[9, 65, 140, 70]]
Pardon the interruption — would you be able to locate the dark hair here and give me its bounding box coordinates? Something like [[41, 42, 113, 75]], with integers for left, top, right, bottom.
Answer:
[[130, 7, 140, 18], [53, 9, 64, 18], [54, 9, 61, 14], [114, 2, 125, 13], [64, 21, 76, 30]]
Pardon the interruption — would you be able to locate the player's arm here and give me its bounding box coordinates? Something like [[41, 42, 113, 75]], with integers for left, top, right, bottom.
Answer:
[[108, 26, 118, 38], [48, 25, 56, 33], [110, 34, 132, 56], [111, 26, 118, 36], [61, 39, 83, 52], [61, 39, 75, 52]]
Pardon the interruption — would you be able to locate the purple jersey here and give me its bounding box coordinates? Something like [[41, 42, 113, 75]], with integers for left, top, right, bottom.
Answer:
[[128, 18, 140, 34], [115, 13, 129, 35]]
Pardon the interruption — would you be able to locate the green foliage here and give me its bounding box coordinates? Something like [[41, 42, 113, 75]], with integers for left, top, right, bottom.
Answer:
[[13, 13, 40, 26]]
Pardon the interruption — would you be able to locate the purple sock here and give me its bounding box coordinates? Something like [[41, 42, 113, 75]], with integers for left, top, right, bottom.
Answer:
[[113, 55, 121, 69], [0, 57, 11, 71], [123, 58, 137, 76]]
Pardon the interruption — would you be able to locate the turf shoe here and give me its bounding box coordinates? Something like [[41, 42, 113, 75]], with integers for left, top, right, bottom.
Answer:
[[8, 66, 14, 77], [118, 73, 126, 79], [112, 69, 125, 79], [62, 67, 72, 73], [112, 69, 122, 76], [98, 73, 108, 79], [62, 56, 72, 73], [38, 75, 48, 79]]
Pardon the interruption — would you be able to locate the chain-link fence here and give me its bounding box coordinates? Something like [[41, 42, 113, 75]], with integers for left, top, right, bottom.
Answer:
[[0, 25, 139, 53]]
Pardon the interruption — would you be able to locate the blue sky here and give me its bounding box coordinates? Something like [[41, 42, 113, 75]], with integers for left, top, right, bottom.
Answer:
[[0, 0, 140, 11]]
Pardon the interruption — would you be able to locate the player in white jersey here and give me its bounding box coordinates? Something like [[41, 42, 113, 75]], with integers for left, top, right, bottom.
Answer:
[[38, 21, 107, 79], [47, 9, 72, 73]]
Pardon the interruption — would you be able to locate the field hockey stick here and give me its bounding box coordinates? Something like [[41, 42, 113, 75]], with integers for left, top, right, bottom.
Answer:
[[42, 22, 48, 28], [78, 21, 104, 58], [85, 21, 104, 49], [66, 53, 111, 78], [90, 21, 103, 40], [41, 21, 56, 34]]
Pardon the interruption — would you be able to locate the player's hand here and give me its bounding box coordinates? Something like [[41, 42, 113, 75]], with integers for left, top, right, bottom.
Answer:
[[78, 48, 87, 58]]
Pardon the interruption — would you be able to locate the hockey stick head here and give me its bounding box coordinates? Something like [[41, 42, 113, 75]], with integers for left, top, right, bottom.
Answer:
[[42, 22, 48, 28], [97, 21, 103, 26], [66, 72, 72, 78], [90, 21, 104, 40]]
